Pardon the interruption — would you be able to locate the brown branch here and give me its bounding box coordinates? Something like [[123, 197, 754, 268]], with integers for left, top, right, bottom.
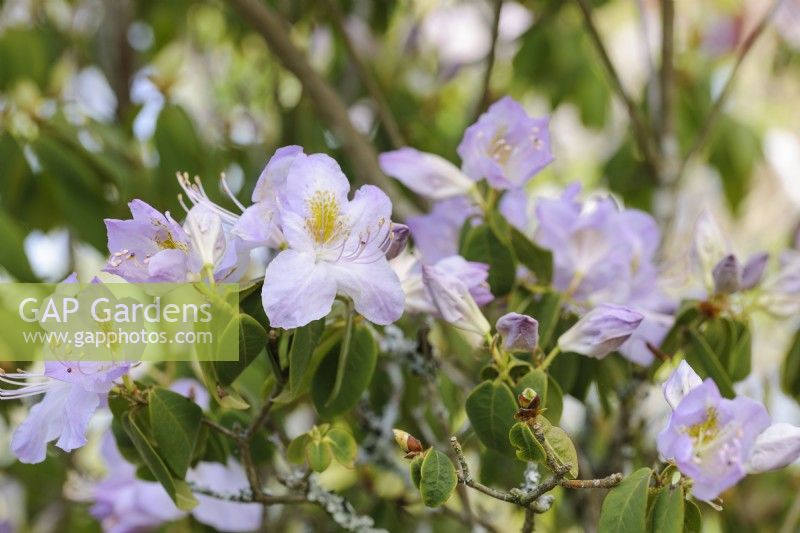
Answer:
[[243, 382, 283, 441], [475, 0, 504, 121], [678, 0, 782, 175], [573, 0, 660, 176], [225, 0, 417, 218], [522, 508, 535, 533], [325, 0, 405, 149], [560, 474, 623, 490]]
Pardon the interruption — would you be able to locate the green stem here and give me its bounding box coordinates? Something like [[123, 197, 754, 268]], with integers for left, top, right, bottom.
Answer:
[[539, 346, 561, 371]]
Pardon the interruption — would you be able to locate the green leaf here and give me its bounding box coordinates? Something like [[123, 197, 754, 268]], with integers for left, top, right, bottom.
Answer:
[[306, 440, 333, 473], [686, 327, 735, 398], [510, 226, 553, 284], [650, 486, 685, 533], [326, 428, 357, 467], [148, 388, 203, 478], [312, 325, 378, 418], [216, 314, 268, 385], [514, 369, 548, 403], [544, 375, 563, 424], [419, 449, 457, 507], [122, 410, 198, 511], [327, 306, 355, 405], [198, 360, 250, 410], [465, 381, 518, 455], [541, 424, 578, 479], [0, 209, 36, 281], [509, 422, 545, 462], [781, 328, 800, 401], [287, 434, 310, 464], [683, 500, 702, 533], [287, 319, 325, 398], [521, 290, 563, 349], [460, 223, 516, 297], [410, 455, 424, 489], [659, 301, 703, 355], [598, 467, 652, 533]]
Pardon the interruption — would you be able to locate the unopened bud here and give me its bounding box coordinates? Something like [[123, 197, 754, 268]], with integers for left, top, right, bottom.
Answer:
[[393, 429, 423, 455], [518, 387, 538, 408], [384, 223, 410, 260], [712, 254, 740, 294]]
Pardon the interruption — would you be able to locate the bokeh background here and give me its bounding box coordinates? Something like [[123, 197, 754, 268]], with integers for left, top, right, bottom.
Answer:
[[2, 0, 800, 531]]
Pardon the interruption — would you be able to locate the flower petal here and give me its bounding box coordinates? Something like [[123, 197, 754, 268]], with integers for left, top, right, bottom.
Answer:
[[10, 382, 72, 463], [231, 202, 282, 248], [252, 145, 304, 202], [262, 250, 337, 329], [378, 148, 474, 200], [332, 259, 405, 325], [746, 422, 800, 473], [279, 153, 350, 217], [662, 360, 703, 410], [55, 386, 101, 452]]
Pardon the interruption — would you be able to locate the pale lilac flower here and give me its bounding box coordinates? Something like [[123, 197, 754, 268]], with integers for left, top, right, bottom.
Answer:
[[104, 200, 191, 282], [712, 254, 740, 294], [406, 196, 480, 263], [393, 253, 492, 316], [1, 361, 130, 464], [457, 97, 553, 190], [557, 304, 643, 359], [378, 148, 474, 201], [91, 433, 184, 533], [496, 312, 539, 352], [422, 263, 491, 335], [618, 311, 674, 366], [232, 145, 304, 247], [183, 204, 249, 283], [187, 460, 263, 532], [657, 362, 800, 501], [262, 153, 404, 329]]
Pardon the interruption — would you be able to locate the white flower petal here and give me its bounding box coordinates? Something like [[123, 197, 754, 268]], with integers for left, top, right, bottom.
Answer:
[[746, 422, 800, 473]]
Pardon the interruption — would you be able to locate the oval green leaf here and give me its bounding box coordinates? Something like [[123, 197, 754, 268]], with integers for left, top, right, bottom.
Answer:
[[419, 449, 457, 508], [598, 467, 652, 533], [465, 380, 518, 455]]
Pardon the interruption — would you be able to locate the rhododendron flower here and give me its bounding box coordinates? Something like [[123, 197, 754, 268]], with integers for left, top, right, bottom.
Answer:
[[406, 196, 480, 263], [421, 262, 491, 335], [458, 96, 553, 189], [557, 304, 643, 359], [104, 199, 191, 283], [0, 360, 130, 464], [658, 361, 800, 501], [496, 312, 539, 352], [91, 433, 184, 532], [393, 253, 492, 316], [505, 183, 673, 365], [262, 153, 404, 329], [232, 145, 304, 247]]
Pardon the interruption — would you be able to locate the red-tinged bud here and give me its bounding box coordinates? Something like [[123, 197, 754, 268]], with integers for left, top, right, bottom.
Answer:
[[393, 429, 423, 455]]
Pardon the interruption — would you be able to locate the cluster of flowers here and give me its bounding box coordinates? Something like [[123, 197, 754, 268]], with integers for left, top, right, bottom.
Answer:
[[2, 95, 800, 522]]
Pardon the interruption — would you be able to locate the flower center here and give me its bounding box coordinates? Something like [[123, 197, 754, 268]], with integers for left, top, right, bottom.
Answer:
[[305, 190, 346, 245], [152, 221, 187, 251], [684, 407, 720, 448], [490, 131, 513, 165]]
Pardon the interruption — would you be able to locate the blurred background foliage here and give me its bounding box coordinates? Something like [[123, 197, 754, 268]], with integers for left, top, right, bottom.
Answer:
[[2, 0, 800, 531]]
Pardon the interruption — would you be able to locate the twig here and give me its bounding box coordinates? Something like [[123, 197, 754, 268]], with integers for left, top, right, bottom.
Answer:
[[243, 382, 283, 441], [678, 0, 783, 175], [522, 508, 535, 533], [560, 474, 623, 490], [475, 0, 504, 120], [189, 482, 307, 505], [325, 0, 405, 149], [658, 0, 679, 189], [201, 418, 239, 440], [225, 0, 417, 218], [573, 0, 660, 176]]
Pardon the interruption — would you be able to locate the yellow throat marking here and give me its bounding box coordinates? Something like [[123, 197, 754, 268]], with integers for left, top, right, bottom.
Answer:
[[306, 190, 344, 244]]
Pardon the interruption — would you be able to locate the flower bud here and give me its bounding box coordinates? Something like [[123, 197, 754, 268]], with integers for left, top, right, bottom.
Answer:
[[740, 252, 769, 290], [496, 312, 539, 352], [518, 387, 539, 408], [383, 223, 410, 260], [712, 254, 740, 294], [392, 429, 423, 455], [422, 265, 491, 336], [557, 304, 643, 359]]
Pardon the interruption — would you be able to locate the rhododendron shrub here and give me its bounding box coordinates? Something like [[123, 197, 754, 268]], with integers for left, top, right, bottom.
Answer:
[[3, 1, 800, 532]]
